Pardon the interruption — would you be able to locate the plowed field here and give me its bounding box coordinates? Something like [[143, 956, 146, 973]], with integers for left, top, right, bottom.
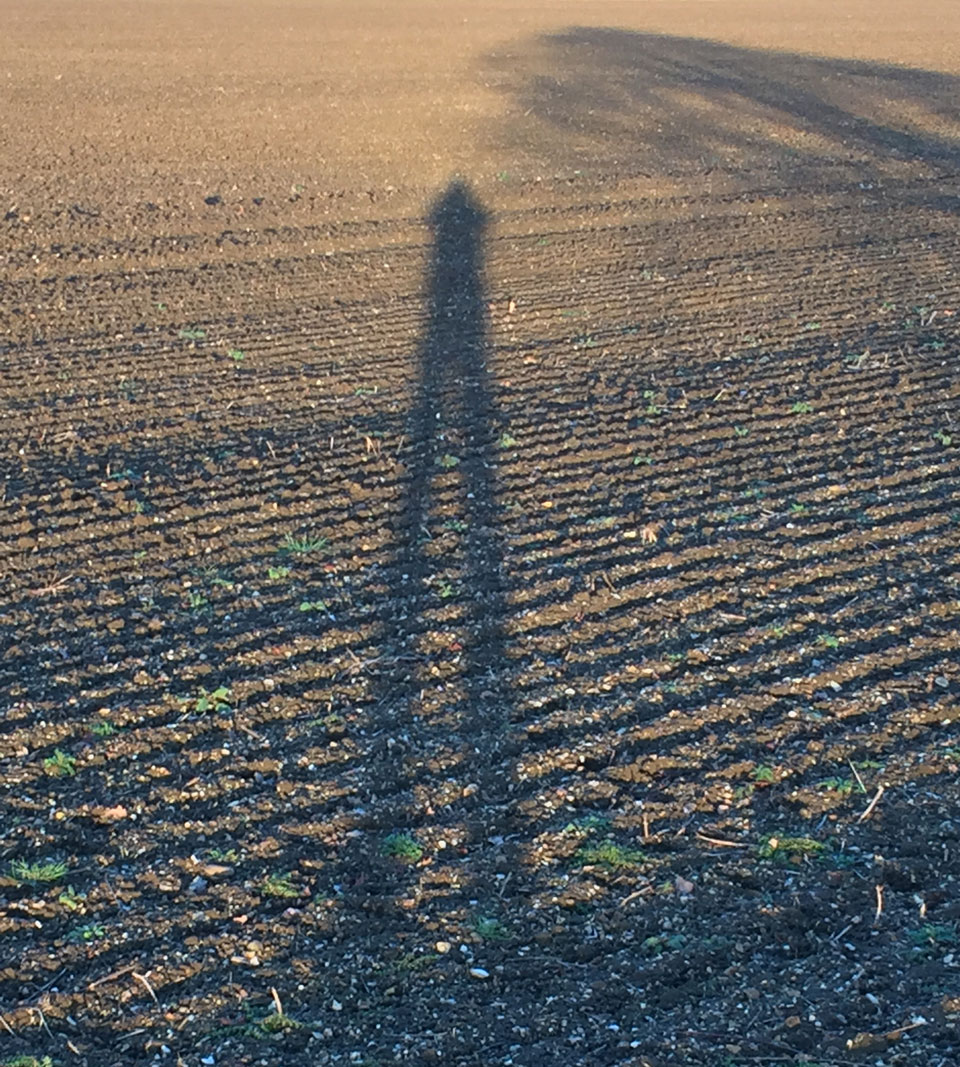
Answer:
[[1, 3, 959, 1066]]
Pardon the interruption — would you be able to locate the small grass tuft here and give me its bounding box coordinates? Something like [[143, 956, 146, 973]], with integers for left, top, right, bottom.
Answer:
[[382, 832, 423, 862], [576, 841, 646, 870], [641, 932, 687, 956], [757, 836, 825, 863], [181, 685, 232, 715], [908, 922, 956, 949], [261, 872, 299, 899], [259, 1011, 303, 1034], [58, 886, 86, 911], [10, 859, 68, 885], [43, 749, 77, 777], [207, 847, 239, 863], [67, 921, 106, 943], [184, 590, 209, 612], [472, 916, 510, 941], [279, 532, 328, 555], [298, 599, 329, 613], [563, 814, 612, 836], [392, 951, 440, 973], [819, 777, 855, 796]]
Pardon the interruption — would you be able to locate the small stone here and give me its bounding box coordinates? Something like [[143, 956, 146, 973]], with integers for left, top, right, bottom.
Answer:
[[199, 864, 231, 879], [469, 967, 490, 979], [188, 876, 208, 893], [846, 1032, 887, 1053], [435, 941, 452, 954]]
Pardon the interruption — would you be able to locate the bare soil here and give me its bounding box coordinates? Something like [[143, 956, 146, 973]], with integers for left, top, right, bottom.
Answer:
[[1, 3, 959, 1066]]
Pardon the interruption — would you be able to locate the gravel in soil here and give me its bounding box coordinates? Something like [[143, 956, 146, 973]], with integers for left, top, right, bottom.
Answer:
[[1, 2, 959, 1065]]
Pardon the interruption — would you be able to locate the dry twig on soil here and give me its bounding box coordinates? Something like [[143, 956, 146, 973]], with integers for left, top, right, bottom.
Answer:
[[859, 784, 885, 822], [133, 971, 160, 1007], [695, 832, 747, 848]]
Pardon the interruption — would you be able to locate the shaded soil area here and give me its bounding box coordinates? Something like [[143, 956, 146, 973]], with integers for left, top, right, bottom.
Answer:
[[1, 3, 960, 1066]]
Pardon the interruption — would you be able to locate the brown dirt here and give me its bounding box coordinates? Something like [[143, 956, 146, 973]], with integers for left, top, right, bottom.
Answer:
[[1, 2, 959, 1066]]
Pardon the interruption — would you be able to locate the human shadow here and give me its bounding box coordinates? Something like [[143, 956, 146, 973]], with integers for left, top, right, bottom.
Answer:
[[416, 180, 507, 718], [486, 29, 960, 206], [3, 173, 959, 1063], [369, 179, 512, 819]]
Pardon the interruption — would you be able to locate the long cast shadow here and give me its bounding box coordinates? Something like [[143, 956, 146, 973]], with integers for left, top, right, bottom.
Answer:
[[374, 180, 511, 803], [486, 29, 960, 211]]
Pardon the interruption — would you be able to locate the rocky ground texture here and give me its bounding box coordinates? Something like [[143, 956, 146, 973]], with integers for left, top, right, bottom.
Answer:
[[1, 2, 959, 1065]]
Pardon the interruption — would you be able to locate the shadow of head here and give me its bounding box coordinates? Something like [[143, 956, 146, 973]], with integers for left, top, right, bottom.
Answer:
[[426, 180, 488, 325], [486, 29, 960, 184], [429, 179, 487, 233]]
